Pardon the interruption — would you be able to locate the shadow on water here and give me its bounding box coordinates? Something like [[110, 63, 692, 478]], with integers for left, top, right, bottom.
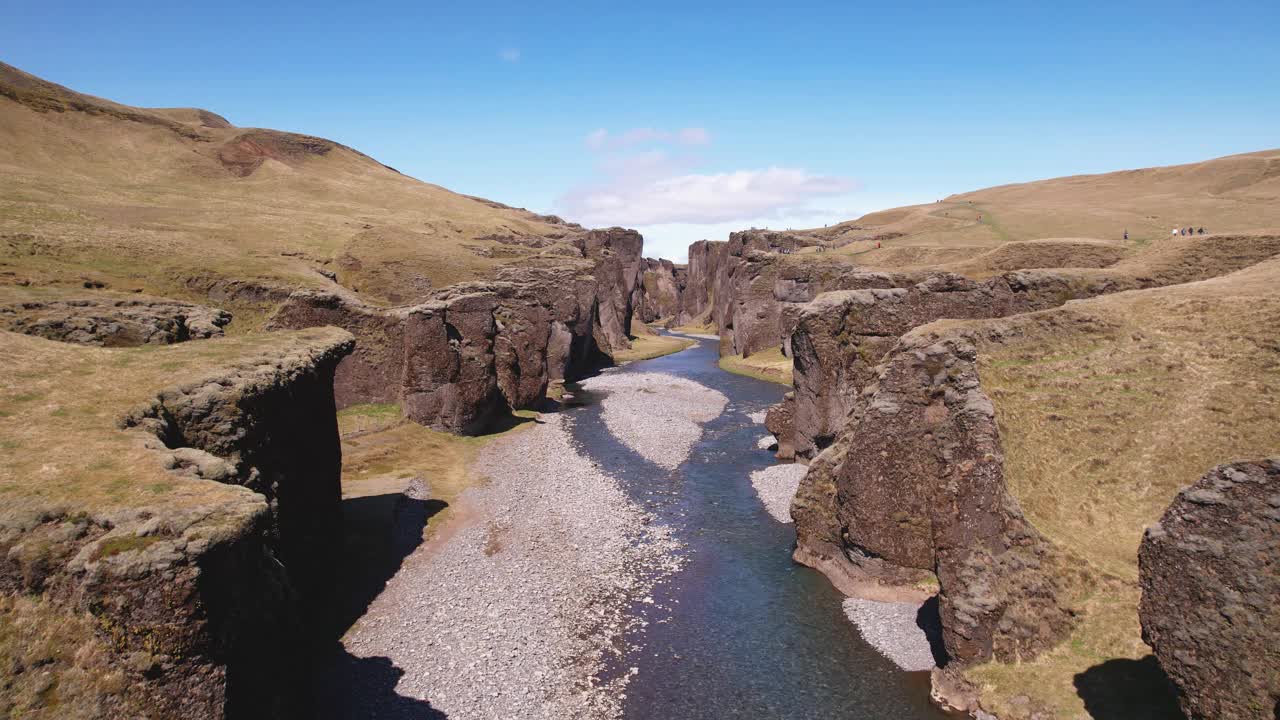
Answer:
[[1073, 655, 1185, 720], [566, 334, 953, 719]]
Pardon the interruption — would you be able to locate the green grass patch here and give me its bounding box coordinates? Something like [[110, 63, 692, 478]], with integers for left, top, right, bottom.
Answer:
[[93, 535, 161, 560]]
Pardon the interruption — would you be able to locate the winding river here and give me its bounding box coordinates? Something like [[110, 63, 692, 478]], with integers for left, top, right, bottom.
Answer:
[[566, 334, 951, 719]]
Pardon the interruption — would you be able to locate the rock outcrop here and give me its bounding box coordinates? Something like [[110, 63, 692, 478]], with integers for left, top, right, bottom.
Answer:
[[788, 271, 1079, 458], [1139, 459, 1280, 720], [637, 258, 685, 323], [791, 328, 1075, 664], [0, 296, 231, 346], [675, 239, 727, 327], [267, 290, 405, 407], [708, 230, 825, 357], [764, 394, 796, 461], [0, 328, 353, 719], [271, 228, 642, 433]]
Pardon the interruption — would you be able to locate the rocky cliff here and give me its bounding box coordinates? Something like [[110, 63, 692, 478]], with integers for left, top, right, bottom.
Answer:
[[637, 258, 685, 323], [0, 327, 353, 719], [1139, 459, 1280, 720], [791, 326, 1076, 663], [270, 228, 642, 433], [783, 234, 1280, 461]]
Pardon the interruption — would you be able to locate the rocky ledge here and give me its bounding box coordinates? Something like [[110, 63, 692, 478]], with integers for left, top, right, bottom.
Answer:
[[0, 294, 231, 346], [271, 228, 643, 433], [1139, 459, 1280, 720], [0, 327, 352, 719]]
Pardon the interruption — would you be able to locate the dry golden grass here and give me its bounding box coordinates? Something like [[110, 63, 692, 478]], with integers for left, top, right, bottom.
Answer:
[[719, 346, 793, 385], [0, 326, 351, 517], [337, 403, 535, 541], [954, 255, 1280, 716], [0, 62, 578, 318], [809, 150, 1280, 270]]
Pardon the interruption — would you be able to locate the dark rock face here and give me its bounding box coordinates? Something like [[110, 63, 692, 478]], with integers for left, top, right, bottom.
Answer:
[[576, 227, 643, 357], [675, 239, 727, 327], [709, 231, 821, 357], [268, 290, 405, 408], [787, 270, 1125, 460], [764, 394, 796, 461], [1139, 459, 1280, 720], [793, 330, 1075, 664], [0, 331, 354, 719], [271, 228, 641, 433], [0, 297, 231, 346], [638, 258, 685, 323]]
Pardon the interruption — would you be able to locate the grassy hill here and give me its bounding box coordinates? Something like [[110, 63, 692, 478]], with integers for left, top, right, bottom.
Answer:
[[956, 251, 1280, 718], [803, 150, 1280, 270], [0, 61, 583, 326]]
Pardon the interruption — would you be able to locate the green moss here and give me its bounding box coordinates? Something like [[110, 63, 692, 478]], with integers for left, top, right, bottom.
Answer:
[[93, 535, 161, 560]]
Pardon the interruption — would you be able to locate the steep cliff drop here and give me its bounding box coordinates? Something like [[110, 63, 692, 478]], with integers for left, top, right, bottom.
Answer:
[[0, 327, 353, 719]]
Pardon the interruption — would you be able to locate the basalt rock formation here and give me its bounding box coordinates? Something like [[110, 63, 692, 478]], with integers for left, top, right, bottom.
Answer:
[[791, 327, 1075, 663], [0, 295, 231, 346], [710, 230, 825, 357], [1139, 459, 1280, 720], [637, 258, 686, 323], [0, 327, 353, 719], [675, 239, 727, 327], [271, 228, 642, 433], [783, 234, 1280, 461], [788, 270, 1096, 459], [764, 394, 796, 461]]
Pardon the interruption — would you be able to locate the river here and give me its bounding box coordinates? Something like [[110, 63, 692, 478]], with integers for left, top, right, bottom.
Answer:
[[565, 334, 951, 719]]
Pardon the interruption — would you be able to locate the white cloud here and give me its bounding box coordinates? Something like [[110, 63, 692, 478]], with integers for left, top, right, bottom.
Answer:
[[558, 161, 856, 227], [583, 127, 711, 150], [585, 128, 608, 150], [677, 127, 710, 145], [499, 47, 521, 63]]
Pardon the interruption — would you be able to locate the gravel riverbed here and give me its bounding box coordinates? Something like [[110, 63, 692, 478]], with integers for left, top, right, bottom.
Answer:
[[338, 413, 683, 719], [842, 598, 941, 672], [748, 463, 807, 523], [579, 372, 728, 470]]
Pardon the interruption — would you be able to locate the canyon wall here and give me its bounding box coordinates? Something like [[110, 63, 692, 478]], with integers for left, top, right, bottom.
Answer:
[[271, 227, 643, 433], [792, 327, 1075, 663], [637, 258, 685, 323], [0, 329, 354, 719], [1139, 459, 1280, 720]]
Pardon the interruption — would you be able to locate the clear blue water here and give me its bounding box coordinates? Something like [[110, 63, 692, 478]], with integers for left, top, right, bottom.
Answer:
[[565, 336, 952, 720]]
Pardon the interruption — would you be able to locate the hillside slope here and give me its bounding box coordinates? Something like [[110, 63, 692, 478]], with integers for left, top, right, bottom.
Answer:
[[0, 61, 584, 323], [803, 149, 1280, 269]]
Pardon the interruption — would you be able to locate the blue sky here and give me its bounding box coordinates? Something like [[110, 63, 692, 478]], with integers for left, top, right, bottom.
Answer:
[[4, 1, 1278, 260]]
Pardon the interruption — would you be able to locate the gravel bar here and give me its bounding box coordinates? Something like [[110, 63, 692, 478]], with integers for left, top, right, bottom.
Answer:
[[339, 413, 683, 719], [842, 598, 940, 672], [579, 372, 728, 470], [749, 463, 807, 523]]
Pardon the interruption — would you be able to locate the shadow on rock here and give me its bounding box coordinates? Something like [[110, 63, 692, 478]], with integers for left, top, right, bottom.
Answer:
[[914, 595, 950, 668], [1073, 655, 1185, 720], [313, 647, 448, 719]]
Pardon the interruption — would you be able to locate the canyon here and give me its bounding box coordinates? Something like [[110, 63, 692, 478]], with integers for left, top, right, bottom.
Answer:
[[2, 58, 1279, 720], [653, 151, 1280, 718]]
